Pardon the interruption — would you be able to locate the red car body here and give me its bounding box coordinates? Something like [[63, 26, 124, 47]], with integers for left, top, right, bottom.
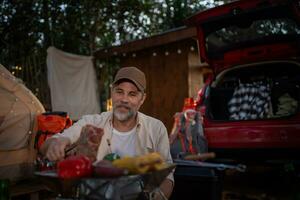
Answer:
[[186, 0, 300, 160]]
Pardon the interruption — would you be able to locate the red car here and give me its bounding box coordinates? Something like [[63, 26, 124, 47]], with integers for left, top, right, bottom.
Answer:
[[187, 0, 300, 161]]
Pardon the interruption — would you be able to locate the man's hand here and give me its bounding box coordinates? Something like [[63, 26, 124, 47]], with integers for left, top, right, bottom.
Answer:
[[40, 137, 70, 161]]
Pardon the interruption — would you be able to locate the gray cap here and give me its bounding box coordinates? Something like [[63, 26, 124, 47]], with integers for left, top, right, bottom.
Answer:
[[112, 67, 146, 91]]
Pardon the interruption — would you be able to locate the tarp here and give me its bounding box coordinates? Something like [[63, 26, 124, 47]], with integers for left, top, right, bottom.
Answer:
[[0, 64, 45, 181], [47, 46, 100, 120]]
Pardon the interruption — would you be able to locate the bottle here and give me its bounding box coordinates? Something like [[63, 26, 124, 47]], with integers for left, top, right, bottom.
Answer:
[[0, 179, 10, 200]]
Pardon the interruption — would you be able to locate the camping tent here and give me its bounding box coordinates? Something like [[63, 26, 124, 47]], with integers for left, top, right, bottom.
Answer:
[[0, 64, 45, 181]]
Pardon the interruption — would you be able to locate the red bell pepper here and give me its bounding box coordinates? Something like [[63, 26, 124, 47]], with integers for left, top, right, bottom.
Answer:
[[57, 155, 92, 179]]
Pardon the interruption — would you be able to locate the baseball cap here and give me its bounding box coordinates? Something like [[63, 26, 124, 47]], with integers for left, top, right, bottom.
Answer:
[[112, 67, 146, 92]]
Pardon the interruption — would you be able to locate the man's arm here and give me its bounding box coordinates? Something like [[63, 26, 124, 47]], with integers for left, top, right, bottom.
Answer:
[[40, 115, 97, 160], [40, 137, 71, 161], [159, 178, 174, 199]]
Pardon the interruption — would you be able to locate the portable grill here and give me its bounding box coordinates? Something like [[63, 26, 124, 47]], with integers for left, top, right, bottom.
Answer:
[[35, 164, 175, 200]]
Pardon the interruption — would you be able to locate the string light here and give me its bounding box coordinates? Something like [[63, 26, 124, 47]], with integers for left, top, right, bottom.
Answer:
[[14, 65, 22, 71], [106, 98, 113, 111], [106, 44, 197, 59]]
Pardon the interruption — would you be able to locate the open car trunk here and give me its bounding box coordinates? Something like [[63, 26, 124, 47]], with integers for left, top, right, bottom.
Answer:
[[186, 0, 300, 160], [207, 61, 300, 121]]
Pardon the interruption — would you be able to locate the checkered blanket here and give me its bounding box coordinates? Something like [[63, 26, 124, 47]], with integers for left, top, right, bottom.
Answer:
[[228, 81, 271, 120]]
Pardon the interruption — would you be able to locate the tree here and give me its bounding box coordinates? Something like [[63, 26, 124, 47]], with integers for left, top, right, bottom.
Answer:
[[0, 0, 225, 110]]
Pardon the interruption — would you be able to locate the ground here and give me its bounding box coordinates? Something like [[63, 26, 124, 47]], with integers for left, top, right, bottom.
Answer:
[[221, 161, 300, 200]]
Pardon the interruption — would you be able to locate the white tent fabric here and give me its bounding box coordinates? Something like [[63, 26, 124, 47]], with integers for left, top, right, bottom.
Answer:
[[47, 46, 100, 120]]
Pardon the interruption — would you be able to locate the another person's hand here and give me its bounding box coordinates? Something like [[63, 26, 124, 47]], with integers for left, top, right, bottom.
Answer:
[[155, 178, 173, 200], [41, 137, 70, 161]]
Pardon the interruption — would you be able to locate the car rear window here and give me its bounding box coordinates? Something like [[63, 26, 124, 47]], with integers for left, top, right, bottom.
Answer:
[[206, 18, 300, 58]]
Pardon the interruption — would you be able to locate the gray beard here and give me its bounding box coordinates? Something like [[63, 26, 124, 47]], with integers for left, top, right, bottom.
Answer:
[[113, 109, 135, 121]]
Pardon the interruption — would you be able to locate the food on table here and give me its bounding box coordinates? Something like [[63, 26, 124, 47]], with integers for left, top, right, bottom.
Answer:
[[93, 160, 127, 177], [57, 155, 92, 179]]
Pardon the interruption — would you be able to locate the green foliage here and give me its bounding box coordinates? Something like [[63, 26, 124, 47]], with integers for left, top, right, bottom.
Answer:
[[1, 0, 220, 61], [0, 0, 223, 110]]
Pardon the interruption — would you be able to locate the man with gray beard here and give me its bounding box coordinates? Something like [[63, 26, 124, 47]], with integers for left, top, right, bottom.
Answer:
[[40, 67, 174, 199]]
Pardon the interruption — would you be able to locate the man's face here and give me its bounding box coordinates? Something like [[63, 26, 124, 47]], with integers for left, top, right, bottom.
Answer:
[[111, 81, 145, 122]]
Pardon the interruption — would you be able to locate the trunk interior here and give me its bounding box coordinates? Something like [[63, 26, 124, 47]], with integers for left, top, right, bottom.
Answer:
[[207, 61, 300, 121]]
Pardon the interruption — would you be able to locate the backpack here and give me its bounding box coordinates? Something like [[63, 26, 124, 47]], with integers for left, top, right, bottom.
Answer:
[[169, 110, 208, 159], [35, 111, 73, 151], [35, 111, 73, 170]]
